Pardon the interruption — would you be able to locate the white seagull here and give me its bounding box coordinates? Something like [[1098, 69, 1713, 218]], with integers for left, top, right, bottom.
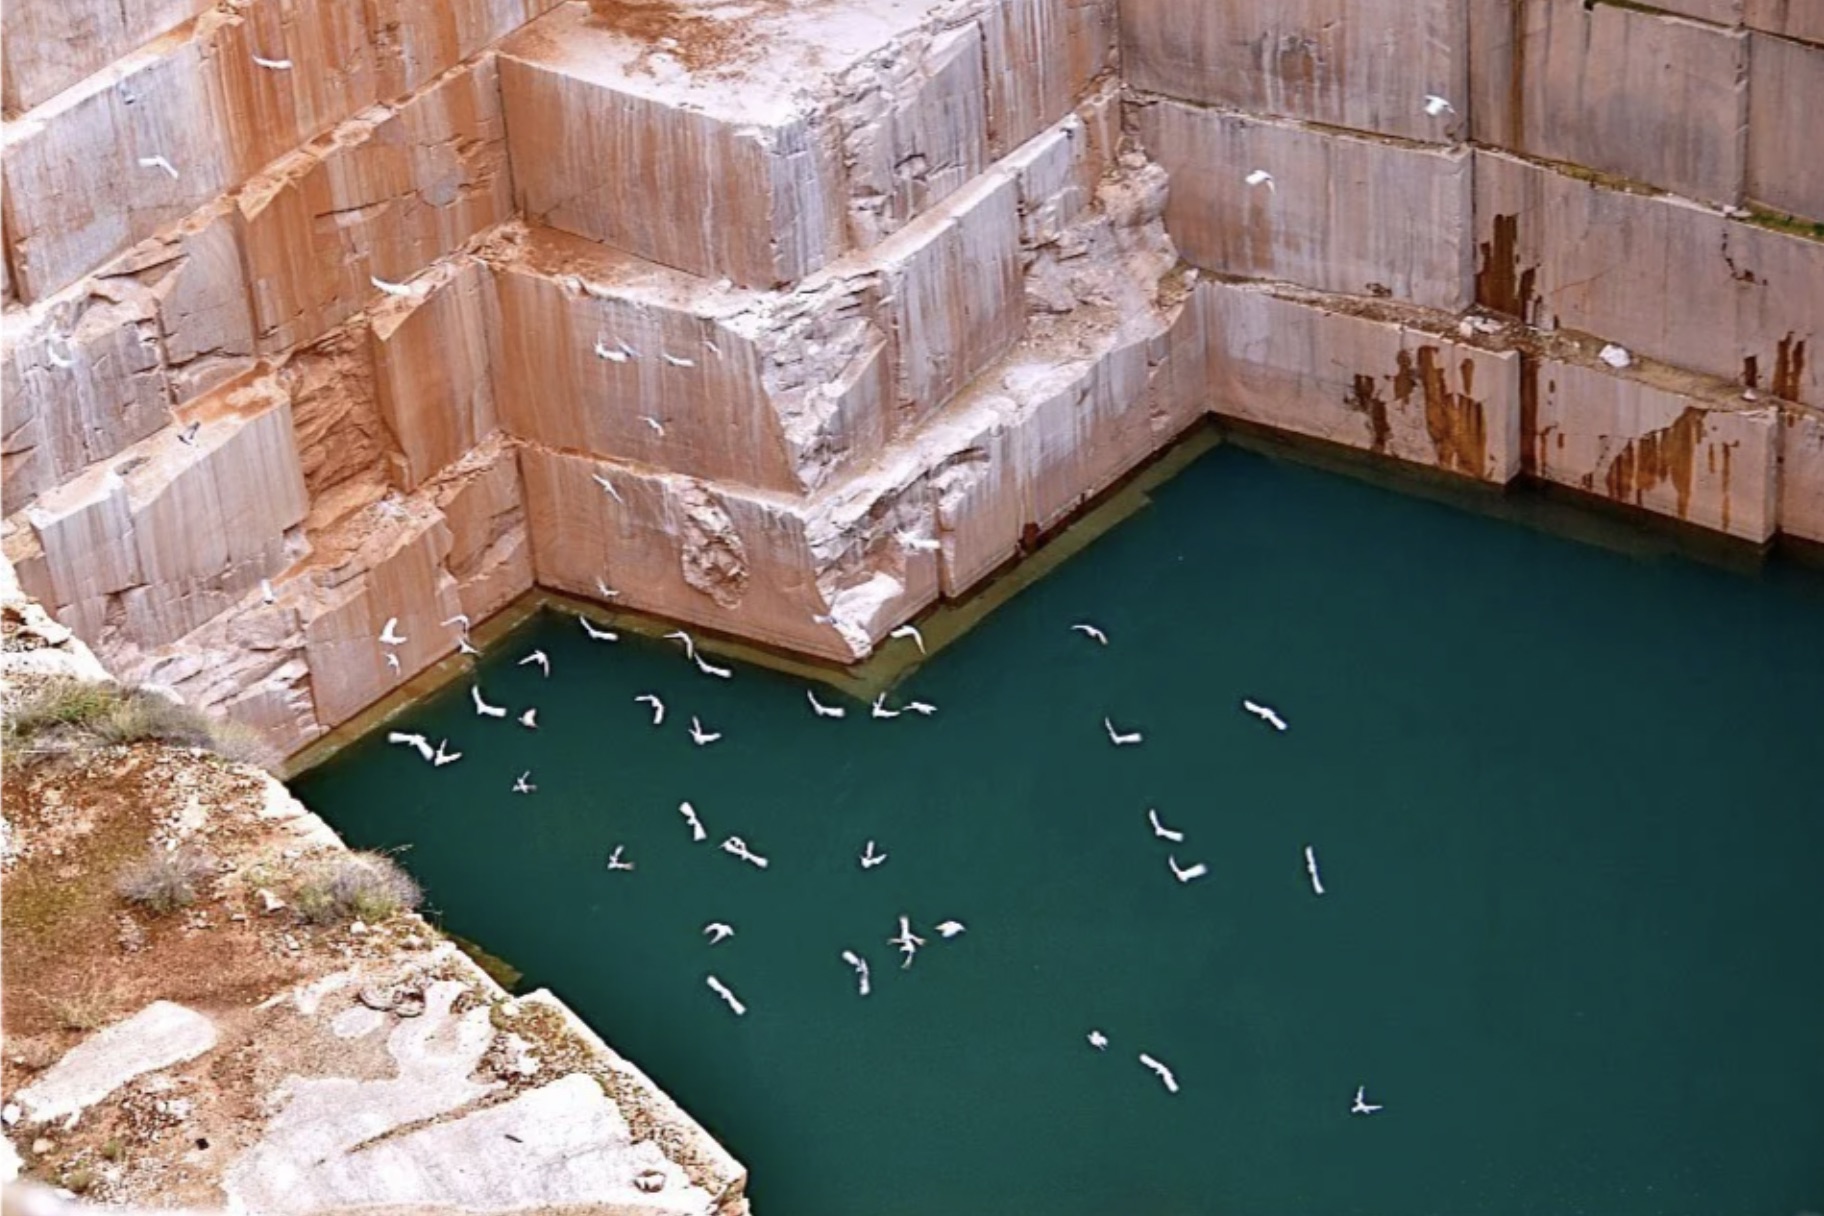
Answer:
[[894, 530, 942, 553], [518, 707, 538, 730], [678, 801, 707, 842], [662, 352, 695, 368], [1071, 623, 1108, 645], [665, 630, 696, 661], [1148, 808, 1185, 843], [431, 739, 461, 767], [471, 686, 507, 718], [1138, 1052, 1180, 1094], [888, 915, 927, 969], [457, 635, 481, 657], [261, 579, 276, 605], [640, 416, 666, 436], [635, 694, 665, 726], [605, 845, 635, 872], [592, 472, 624, 502], [579, 616, 619, 642], [251, 54, 293, 69], [1168, 856, 1209, 884], [859, 840, 888, 870], [1242, 699, 1288, 731], [688, 716, 722, 746], [385, 652, 401, 676], [806, 690, 846, 719], [703, 922, 735, 944], [175, 420, 201, 447], [370, 275, 420, 298], [378, 617, 407, 646], [841, 950, 872, 997], [705, 975, 746, 1016], [138, 154, 180, 180], [1304, 845, 1326, 896], [386, 731, 435, 762], [1087, 1030, 1109, 1050], [441, 614, 471, 631], [720, 836, 769, 869], [595, 577, 620, 599], [1244, 169, 1275, 191], [512, 771, 536, 794], [593, 339, 629, 363], [1351, 1086, 1383, 1115], [904, 700, 938, 716], [695, 654, 732, 679], [1104, 717, 1142, 746], [44, 336, 75, 368], [935, 920, 966, 938], [890, 624, 926, 654], [870, 694, 901, 720], [519, 650, 550, 677], [1423, 94, 1454, 117]]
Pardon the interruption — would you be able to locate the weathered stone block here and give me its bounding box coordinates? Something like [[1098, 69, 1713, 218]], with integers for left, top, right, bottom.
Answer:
[[367, 0, 564, 100], [1, 0, 211, 115], [217, 0, 382, 172], [1528, 355, 1779, 540], [1121, 0, 1468, 143], [371, 258, 500, 490], [1474, 151, 1823, 406], [980, 0, 1117, 154], [1138, 100, 1474, 311], [1780, 402, 1824, 542], [1746, 0, 1824, 43], [1747, 33, 1824, 221], [1202, 281, 1523, 483], [432, 438, 532, 623]]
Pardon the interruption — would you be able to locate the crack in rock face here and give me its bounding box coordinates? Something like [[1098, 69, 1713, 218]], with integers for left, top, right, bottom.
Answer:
[[675, 480, 749, 608]]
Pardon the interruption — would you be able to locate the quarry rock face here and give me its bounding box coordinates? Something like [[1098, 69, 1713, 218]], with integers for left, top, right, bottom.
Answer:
[[3, 0, 1821, 760]]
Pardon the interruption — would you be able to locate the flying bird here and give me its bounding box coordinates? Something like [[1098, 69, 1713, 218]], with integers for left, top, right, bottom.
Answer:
[[665, 630, 696, 661], [859, 840, 888, 870], [369, 275, 420, 298], [431, 739, 461, 767], [1071, 623, 1108, 645], [385, 652, 401, 675], [662, 352, 695, 368], [1351, 1086, 1383, 1115], [678, 801, 707, 842], [894, 530, 942, 553], [44, 336, 75, 369], [1104, 717, 1142, 746], [1138, 1052, 1180, 1094], [592, 472, 624, 502], [1423, 94, 1454, 116], [387, 731, 434, 762], [457, 635, 481, 657], [640, 416, 666, 436], [720, 836, 769, 869], [518, 708, 538, 730], [688, 716, 722, 746], [1087, 1030, 1109, 1051], [840, 950, 872, 997], [518, 649, 550, 677], [870, 694, 901, 720], [904, 700, 937, 716], [703, 922, 735, 944], [605, 845, 635, 872], [593, 339, 629, 362], [579, 616, 618, 642], [935, 920, 966, 938], [635, 694, 665, 726], [379, 617, 407, 646], [1168, 856, 1209, 884], [1148, 808, 1185, 843], [261, 579, 276, 605], [1304, 845, 1326, 896], [1242, 699, 1288, 731], [138, 154, 179, 180], [595, 577, 620, 599], [442, 614, 471, 631], [705, 975, 746, 1016], [694, 654, 732, 679], [888, 915, 927, 969], [471, 686, 507, 718], [512, 772, 536, 794], [175, 420, 201, 447], [806, 690, 846, 719], [890, 624, 926, 654], [251, 53, 293, 69], [1244, 169, 1275, 191]]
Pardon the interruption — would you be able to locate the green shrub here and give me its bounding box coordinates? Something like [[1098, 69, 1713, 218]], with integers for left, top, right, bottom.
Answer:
[[291, 853, 422, 925], [116, 846, 217, 914]]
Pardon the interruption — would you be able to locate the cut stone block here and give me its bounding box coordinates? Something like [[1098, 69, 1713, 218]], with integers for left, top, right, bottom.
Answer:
[[14, 1002, 217, 1125], [979, 0, 1117, 154], [1780, 403, 1824, 542], [371, 258, 501, 490], [1, 0, 212, 115], [217, 0, 383, 171], [1746, 0, 1824, 42], [366, 0, 565, 100], [1747, 32, 1824, 221], [1474, 150, 1823, 407], [1121, 0, 1468, 143], [1202, 281, 1523, 484], [1138, 100, 1474, 311]]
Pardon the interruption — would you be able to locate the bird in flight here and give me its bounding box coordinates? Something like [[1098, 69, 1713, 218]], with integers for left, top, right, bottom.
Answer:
[[595, 577, 620, 599], [1139, 1052, 1180, 1093], [512, 771, 536, 794], [431, 739, 461, 767], [260, 578, 276, 605], [721, 836, 769, 869], [635, 694, 665, 726], [890, 623, 926, 654], [518, 708, 538, 730], [471, 686, 507, 718], [695, 654, 732, 679], [138, 154, 180, 180], [889, 915, 927, 969], [1242, 699, 1288, 731], [1423, 94, 1454, 116], [703, 922, 735, 944], [387, 731, 434, 762], [806, 690, 845, 718], [384, 652, 401, 676], [370, 274, 420, 298], [592, 471, 624, 502], [250, 53, 293, 69], [1351, 1086, 1383, 1115], [457, 635, 481, 657], [580, 616, 618, 642], [175, 420, 201, 447], [935, 920, 966, 938], [665, 630, 696, 661], [442, 614, 471, 632], [1148, 808, 1185, 843], [705, 975, 746, 1016], [1168, 856, 1209, 884], [1244, 169, 1275, 191], [605, 845, 634, 872], [379, 617, 407, 647], [870, 694, 901, 720], [895, 530, 942, 552], [859, 840, 888, 870], [904, 700, 937, 716], [1104, 717, 1142, 746], [688, 716, 722, 746], [678, 801, 707, 842], [1071, 623, 1108, 645], [593, 339, 629, 363], [840, 950, 872, 997], [662, 352, 695, 368], [1087, 1030, 1109, 1050], [640, 416, 666, 436], [1304, 845, 1326, 896], [519, 650, 550, 677]]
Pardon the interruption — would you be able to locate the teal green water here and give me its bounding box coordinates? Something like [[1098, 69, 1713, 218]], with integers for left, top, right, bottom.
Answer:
[[294, 444, 1824, 1216]]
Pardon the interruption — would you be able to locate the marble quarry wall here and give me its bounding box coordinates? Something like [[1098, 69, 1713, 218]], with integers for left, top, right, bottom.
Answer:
[[2, 0, 1819, 758]]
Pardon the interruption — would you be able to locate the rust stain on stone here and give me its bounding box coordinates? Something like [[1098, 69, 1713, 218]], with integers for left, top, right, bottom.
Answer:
[[1519, 355, 1540, 476], [1345, 373, 1391, 453], [1743, 355, 1759, 390], [1601, 405, 1706, 519], [1475, 214, 1536, 321], [1392, 346, 1487, 477], [1720, 442, 1733, 534], [1772, 334, 1807, 404]]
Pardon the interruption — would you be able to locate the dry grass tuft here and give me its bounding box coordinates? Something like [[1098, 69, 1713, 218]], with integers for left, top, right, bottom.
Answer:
[[116, 847, 218, 914], [291, 852, 422, 925]]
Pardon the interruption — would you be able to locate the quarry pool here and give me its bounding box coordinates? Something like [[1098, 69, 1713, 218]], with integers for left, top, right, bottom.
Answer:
[[294, 442, 1824, 1216]]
